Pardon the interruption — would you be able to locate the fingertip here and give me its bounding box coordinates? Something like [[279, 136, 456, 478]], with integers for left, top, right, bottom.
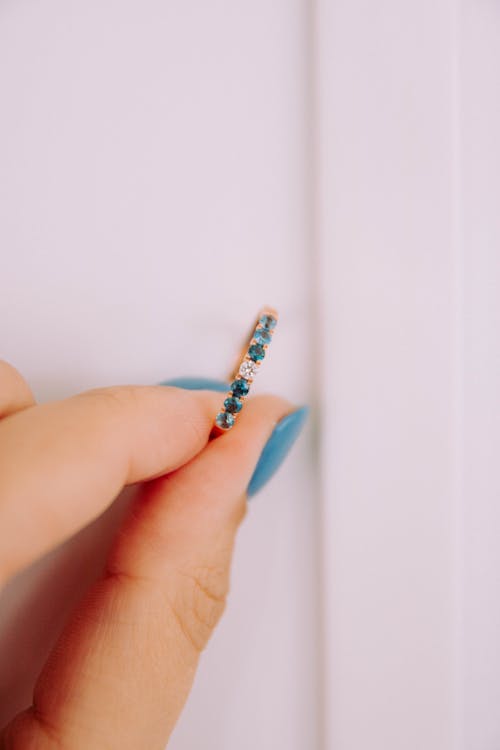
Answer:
[[0, 359, 36, 417], [173, 393, 298, 504]]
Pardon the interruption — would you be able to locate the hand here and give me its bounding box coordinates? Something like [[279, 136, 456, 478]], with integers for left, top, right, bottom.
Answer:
[[0, 360, 303, 749]]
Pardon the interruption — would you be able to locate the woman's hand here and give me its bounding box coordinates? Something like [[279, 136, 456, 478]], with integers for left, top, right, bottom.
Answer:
[[0, 360, 296, 749]]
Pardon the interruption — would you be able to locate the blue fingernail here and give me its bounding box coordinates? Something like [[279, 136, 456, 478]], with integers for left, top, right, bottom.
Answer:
[[161, 377, 229, 392], [247, 406, 309, 498]]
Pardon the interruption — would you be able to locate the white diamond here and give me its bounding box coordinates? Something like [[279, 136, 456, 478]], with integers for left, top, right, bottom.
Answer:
[[239, 360, 258, 379]]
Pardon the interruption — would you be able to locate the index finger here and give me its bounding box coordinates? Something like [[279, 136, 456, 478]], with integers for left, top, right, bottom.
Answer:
[[0, 385, 221, 583]]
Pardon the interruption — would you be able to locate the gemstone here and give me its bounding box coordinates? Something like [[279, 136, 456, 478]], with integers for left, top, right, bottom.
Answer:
[[231, 378, 250, 397], [239, 359, 259, 379], [215, 411, 235, 430], [248, 343, 265, 361], [259, 313, 277, 330], [253, 327, 272, 345], [224, 396, 243, 413]]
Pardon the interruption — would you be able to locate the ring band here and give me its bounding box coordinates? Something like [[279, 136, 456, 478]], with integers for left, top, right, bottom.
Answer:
[[212, 307, 279, 433]]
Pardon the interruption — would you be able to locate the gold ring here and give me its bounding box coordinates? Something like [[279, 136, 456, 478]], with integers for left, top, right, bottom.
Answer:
[[212, 306, 278, 434]]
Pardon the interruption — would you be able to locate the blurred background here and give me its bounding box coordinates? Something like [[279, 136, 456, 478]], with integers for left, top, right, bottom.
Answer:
[[1, 1, 499, 749]]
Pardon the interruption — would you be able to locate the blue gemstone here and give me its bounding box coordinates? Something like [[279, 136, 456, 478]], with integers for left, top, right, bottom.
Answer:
[[224, 396, 243, 413], [259, 314, 277, 330], [215, 411, 235, 430], [254, 327, 272, 345], [231, 378, 250, 397], [248, 343, 265, 361]]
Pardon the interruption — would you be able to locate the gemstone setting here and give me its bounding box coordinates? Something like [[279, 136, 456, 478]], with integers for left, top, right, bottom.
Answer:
[[259, 314, 277, 330], [215, 411, 235, 430], [231, 378, 250, 397], [224, 396, 243, 413], [214, 308, 278, 432], [248, 343, 265, 361], [239, 360, 259, 379], [253, 327, 272, 345]]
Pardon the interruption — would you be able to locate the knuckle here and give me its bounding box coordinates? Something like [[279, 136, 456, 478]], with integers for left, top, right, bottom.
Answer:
[[1, 705, 65, 749], [168, 564, 229, 653], [78, 385, 139, 410]]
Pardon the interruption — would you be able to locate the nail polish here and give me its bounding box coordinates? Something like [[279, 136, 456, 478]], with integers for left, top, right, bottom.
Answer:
[[161, 377, 229, 393], [247, 406, 309, 498], [162, 378, 309, 497]]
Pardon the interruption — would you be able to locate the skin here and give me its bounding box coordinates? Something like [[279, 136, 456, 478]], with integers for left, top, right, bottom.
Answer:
[[0, 359, 293, 749]]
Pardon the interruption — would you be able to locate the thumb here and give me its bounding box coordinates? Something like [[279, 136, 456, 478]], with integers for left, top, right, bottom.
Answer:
[[3, 395, 301, 750]]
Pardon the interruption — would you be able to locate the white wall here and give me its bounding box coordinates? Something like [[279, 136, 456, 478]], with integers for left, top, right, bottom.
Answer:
[[460, 2, 500, 747], [316, 1, 500, 748], [0, 2, 318, 749], [316, 2, 458, 748], [1, 1, 499, 748]]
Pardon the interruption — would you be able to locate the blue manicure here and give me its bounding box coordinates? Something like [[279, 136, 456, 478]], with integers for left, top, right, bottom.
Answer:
[[161, 376, 229, 392], [247, 406, 309, 498], [162, 378, 309, 498]]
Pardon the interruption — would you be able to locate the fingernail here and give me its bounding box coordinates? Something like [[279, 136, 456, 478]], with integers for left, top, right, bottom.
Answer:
[[161, 376, 229, 392], [247, 406, 310, 498]]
